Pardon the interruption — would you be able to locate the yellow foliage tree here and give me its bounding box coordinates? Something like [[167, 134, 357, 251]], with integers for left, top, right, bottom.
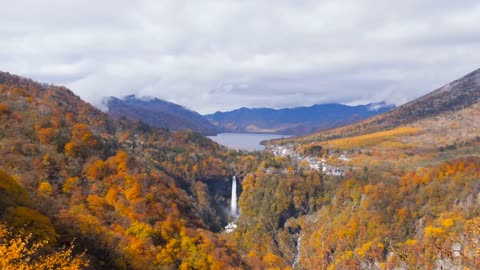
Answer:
[[0, 224, 88, 270], [3, 206, 58, 244], [38, 182, 53, 197], [0, 169, 30, 207], [86, 159, 107, 181], [62, 177, 80, 194]]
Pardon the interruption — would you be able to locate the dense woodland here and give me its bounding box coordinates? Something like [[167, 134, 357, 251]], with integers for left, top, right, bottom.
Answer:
[[1, 71, 480, 269], [0, 72, 249, 269]]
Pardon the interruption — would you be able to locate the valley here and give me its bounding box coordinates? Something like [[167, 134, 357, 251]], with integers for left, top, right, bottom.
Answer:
[[2, 2, 479, 269], [1, 67, 480, 270]]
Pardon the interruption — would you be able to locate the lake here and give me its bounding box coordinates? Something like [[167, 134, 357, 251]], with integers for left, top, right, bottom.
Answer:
[[208, 133, 291, 151]]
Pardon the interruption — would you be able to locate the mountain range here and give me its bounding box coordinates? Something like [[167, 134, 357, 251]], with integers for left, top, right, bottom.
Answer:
[[1, 67, 480, 269], [205, 102, 394, 135], [106, 95, 394, 136]]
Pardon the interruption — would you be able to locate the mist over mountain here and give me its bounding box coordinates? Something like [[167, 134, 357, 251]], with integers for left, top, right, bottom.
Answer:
[[206, 102, 394, 135], [2, 66, 480, 269], [3, 0, 480, 268], [280, 68, 480, 144]]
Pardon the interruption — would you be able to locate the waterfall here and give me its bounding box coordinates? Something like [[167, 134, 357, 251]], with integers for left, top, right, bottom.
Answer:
[[292, 234, 302, 268], [225, 175, 239, 233], [230, 176, 237, 216]]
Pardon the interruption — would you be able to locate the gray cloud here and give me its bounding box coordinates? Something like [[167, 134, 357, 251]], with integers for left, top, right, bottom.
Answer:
[[1, 0, 480, 113]]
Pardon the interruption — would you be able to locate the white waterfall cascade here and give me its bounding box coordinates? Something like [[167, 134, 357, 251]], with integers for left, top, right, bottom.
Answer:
[[230, 176, 238, 216], [225, 176, 239, 233], [292, 234, 302, 268]]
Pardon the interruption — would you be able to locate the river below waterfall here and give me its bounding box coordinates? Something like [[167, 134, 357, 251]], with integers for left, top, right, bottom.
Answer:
[[208, 133, 291, 151]]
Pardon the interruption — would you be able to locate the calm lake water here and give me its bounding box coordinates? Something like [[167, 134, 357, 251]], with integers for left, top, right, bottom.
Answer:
[[208, 133, 291, 151]]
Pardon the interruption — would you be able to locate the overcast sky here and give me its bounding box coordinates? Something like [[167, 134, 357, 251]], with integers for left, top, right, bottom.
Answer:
[[1, 0, 480, 113]]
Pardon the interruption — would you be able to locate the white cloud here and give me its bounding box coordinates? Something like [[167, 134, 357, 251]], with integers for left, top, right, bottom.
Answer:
[[1, 0, 479, 113]]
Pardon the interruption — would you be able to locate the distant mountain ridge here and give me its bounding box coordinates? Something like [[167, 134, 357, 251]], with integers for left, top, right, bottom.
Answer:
[[206, 102, 394, 135], [106, 95, 394, 137], [279, 67, 480, 144], [106, 95, 219, 135]]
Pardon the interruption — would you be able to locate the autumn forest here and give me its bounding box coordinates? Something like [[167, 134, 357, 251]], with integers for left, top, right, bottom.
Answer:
[[1, 67, 480, 270]]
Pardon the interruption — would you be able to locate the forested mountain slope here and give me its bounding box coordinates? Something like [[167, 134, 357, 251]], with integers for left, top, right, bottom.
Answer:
[[106, 95, 218, 136], [0, 71, 246, 269], [250, 67, 480, 269], [2, 69, 480, 270], [276, 68, 480, 144]]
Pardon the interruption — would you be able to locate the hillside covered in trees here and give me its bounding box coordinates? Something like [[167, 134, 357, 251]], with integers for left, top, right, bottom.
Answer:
[[0, 71, 254, 269], [275, 68, 480, 145], [1, 68, 480, 270], [262, 67, 480, 269], [106, 95, 219, 136]]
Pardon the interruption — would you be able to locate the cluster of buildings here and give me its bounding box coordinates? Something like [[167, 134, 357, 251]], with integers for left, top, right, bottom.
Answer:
[[268, 144, 346, 177]]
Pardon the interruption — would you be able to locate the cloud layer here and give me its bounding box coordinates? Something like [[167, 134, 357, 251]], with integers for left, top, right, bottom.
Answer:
[[2, 0, 480, 113]]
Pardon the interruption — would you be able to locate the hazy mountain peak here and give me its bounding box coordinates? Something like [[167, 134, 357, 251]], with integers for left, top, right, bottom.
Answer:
[[122, 94, 171, 104], [105, 95, 218, 135], [367, 101, 391, 111]]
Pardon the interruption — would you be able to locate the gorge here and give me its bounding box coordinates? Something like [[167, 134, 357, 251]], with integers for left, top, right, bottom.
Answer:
[[1, 68, 480, 269]]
